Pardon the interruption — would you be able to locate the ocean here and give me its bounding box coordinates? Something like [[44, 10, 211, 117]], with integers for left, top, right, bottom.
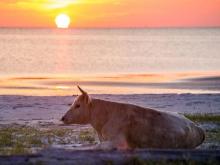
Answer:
[[0, 28, 220, 95]]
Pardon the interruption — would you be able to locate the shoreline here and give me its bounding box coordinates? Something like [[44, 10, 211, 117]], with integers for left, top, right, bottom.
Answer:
[[0, 72, 220, 96]]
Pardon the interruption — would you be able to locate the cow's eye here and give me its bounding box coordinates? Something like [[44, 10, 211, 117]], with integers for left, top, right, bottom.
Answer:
[[75, 104, 80, 108]]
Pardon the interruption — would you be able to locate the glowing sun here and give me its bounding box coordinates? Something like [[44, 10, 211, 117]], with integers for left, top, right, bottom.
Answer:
[[55, 14, 70, 28]]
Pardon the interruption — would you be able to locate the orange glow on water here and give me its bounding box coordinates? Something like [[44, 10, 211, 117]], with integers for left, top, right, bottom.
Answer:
[[0, 71, 220, 96]]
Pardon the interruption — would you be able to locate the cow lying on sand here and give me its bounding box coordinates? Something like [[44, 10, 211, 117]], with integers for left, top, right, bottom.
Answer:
[[61, 86, 205, 149]]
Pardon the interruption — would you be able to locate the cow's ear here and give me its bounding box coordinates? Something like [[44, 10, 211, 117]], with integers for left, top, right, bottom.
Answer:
[[85, 94, 92, 106]]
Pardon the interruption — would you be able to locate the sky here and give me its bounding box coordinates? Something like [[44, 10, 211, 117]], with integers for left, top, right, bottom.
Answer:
[[0, 0, 220, 28]]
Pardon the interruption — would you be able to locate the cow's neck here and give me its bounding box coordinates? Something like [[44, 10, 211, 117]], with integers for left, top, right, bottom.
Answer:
[[89, 98, 112, 133]]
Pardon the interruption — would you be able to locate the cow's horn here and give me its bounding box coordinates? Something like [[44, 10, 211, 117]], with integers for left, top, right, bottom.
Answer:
[[77, 86, 87, 95]]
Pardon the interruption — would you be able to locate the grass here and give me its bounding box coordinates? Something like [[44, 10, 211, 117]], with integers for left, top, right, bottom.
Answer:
[[0, 114, 219, 155], [0, 129, 13, 147], [205, 127, 220, 148], [79, 130, 96, 144], [0, 126, 42, 155], [184, 114, 220, 122], [183, 114, 220, 149], [0, 125, 97, 155]]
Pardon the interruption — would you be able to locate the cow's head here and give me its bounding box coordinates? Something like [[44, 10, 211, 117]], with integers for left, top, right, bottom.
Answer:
[[61, 86, 92, 124]]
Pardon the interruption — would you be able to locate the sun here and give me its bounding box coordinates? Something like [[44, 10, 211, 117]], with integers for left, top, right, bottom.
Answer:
[[55, 14, 71, 28]]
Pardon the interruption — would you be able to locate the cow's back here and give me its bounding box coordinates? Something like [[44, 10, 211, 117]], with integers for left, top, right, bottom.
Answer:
[[123, 106, 204, 148]]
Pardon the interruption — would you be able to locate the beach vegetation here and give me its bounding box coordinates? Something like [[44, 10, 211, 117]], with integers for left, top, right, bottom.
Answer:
[[184, 114, 220, 122], [183, 114, 220, 149], [0, 125, 97, 155], [0, 118, 219, 156], [79, 130, 96, 144]]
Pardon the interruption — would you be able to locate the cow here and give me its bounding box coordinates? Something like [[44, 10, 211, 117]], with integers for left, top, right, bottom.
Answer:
[[61, 86, 205, 149]]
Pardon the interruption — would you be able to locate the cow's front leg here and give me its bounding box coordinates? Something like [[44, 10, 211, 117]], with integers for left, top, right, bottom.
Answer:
[[97, 132, 104, 142], [101, 129, 131, 150], [112, 134, 131, 150], [95, 134, 130, 150]]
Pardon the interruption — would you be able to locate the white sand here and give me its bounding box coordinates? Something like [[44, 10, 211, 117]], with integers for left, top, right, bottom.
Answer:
[[0, 94, 219, 125]]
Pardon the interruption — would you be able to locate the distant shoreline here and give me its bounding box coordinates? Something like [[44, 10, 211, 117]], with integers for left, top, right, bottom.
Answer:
[[0, 72, 220, 96]]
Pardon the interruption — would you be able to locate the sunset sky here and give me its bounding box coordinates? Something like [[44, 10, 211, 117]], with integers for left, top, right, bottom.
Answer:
[[0, 0, 220, 28]]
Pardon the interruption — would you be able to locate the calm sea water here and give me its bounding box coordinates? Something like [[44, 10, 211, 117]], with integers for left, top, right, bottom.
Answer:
[[0, 28, 220, 95]]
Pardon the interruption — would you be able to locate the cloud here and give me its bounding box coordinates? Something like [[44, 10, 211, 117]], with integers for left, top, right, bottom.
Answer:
[[0, 0, 119, 5], [0, 0, 120, 10]]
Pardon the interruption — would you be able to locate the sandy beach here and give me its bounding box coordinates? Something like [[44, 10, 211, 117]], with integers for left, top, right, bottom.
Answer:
[[0, 94, 219, 125], [0, 94, 220, 156]]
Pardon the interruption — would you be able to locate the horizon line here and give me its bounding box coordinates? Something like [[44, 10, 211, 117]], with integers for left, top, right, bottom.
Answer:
[[0, 26, 220, 30]]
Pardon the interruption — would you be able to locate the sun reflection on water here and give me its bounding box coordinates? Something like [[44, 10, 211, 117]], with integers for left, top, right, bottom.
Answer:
[[0, 72, 220, 96]]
